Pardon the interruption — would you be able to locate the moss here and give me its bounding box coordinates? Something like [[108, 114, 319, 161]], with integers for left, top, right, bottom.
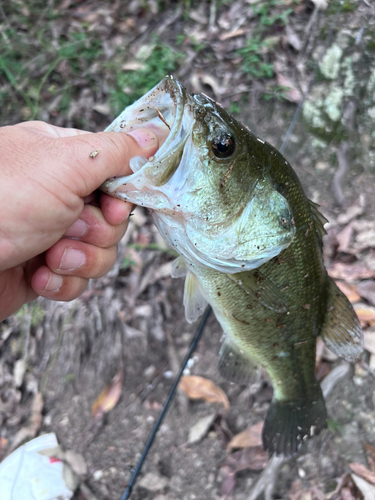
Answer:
[[319, 44, 343, 80], [324, 87, 344, 122]]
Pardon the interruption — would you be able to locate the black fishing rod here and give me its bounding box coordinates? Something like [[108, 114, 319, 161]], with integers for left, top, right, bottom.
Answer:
[[120, 306, 211, 500]]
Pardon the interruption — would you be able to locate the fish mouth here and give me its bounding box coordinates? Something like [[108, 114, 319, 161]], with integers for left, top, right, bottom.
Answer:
[[101, 76, 193, 198]]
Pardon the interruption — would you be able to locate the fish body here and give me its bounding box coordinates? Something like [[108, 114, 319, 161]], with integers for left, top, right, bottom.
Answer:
[[101, 77, 363, 455]]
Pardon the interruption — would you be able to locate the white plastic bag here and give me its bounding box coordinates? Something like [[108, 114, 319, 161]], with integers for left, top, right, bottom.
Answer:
[[0, 433, 75, 500]]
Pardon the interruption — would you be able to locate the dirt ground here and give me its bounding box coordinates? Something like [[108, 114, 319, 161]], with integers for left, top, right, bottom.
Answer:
[[1, 1, 375, 499]]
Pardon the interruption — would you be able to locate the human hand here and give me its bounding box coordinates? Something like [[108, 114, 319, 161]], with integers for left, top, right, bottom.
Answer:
[[0, 121, 159, 321]]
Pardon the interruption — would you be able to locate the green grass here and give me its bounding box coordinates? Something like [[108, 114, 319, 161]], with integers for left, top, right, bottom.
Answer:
[[109, 42, 184, 114]]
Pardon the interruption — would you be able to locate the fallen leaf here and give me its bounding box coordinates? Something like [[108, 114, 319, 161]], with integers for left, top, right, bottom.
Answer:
[[311, 0, 329, 9], [351, 473, 375, 500], [364, 331, 375, 355], [330, 473, 365, 500], [364, 443, 375, 473], [337, 196, 366, 225], [92, 369, 123, 418], [223, 446, 268, 473], [220, 468, 236, 496], [357, 281, 375, 307], [350, 463, 375, 485], [188, 413, 216, 444], [335, 281, 361, 303], [328, 263, 375, 282], [13, 359, 27, 388], [336, 222, 355, 253], [276, 73, 302, 103], [10, 392, 44, 452], [179, 375, 229, 410], [219, 28, 247, 41], [227, 421, 263, 451], [353, 304, 375, 326]]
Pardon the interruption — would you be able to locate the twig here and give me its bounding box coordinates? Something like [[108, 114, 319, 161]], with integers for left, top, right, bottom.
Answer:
[[247, 455, 287, 500], [332, 141, 349, 207], [321, 362, 351, 399]]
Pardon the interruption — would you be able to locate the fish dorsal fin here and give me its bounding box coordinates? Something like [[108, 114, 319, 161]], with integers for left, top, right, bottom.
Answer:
[[321, 277, 363, 362], [171, 256, 187, 278], [227, 271, 287, 313], [183, 271, 208, 323], [218, 338, 258, 385], [309, 200, 328, 240]]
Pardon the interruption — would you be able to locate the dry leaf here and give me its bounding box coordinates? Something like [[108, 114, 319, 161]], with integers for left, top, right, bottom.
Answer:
[[354, 304, 375, 326], [219, 28, 247, 41], [330, 473, 365, 500], [92, 369, 123, 418], [10, 392, 44, 452], [337, 196, 366, 225], [179, 375, 229, 410], [276, 73, 302, 103], [311, 0, 329, 9], [350, 463, 375, 485], [227, 421, 263, 451], [336, 222, 355, 253], [364, 331, 375, 355], [223, 446, 268, 473], [335, 281, 361, 303], [357, 281, 375, 307], [328, 263, 375, 282], [351, 473, 375, 500], [364, 443, 375, 473]]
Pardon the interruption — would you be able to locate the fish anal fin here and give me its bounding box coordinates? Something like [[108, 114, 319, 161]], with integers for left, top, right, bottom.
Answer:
[[183, 271, 208, 323], [262, 389, 327, 456], [321, 278, 363, 363], [227, 271, 287, 313], [218, 339, 258, 385]]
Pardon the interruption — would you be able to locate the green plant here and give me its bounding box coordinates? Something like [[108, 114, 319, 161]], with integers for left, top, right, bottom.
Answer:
[[238, 37, 274, 79], [109, 43, 184, 114]]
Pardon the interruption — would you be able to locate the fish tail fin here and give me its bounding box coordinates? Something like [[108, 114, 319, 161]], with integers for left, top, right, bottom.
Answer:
[[262, 389, 327, 456]]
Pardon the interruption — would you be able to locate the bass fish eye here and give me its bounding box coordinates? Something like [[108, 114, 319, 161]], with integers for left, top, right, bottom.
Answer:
[[211, 135, 235, 159]]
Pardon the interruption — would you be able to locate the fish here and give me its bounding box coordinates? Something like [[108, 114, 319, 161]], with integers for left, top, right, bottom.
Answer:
[[101, 76, 363, 456]]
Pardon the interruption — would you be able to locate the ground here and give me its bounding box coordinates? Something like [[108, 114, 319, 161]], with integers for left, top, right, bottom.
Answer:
[[1, 1, 375, 499]]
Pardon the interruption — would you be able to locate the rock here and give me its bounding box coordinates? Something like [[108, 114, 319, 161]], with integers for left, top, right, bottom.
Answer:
[[138, 472, 169, 492]]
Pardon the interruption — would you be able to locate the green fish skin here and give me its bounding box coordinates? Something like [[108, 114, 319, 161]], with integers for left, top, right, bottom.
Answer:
[[101, 77, 363, 456]]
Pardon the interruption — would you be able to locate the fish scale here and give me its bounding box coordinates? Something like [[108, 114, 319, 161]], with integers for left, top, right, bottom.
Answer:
[[101, 76, 363, 456]]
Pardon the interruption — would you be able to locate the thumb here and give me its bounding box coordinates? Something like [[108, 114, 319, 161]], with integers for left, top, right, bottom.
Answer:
[[55, 128, 159, 197]]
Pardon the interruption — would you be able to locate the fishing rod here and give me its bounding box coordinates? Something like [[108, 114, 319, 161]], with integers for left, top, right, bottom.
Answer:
[[119, 2, 346, 498], [120, 306, 211, 500]]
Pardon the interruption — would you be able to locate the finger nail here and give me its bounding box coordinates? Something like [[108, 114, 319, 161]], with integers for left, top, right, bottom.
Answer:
[[58, 248, 86, 271], [128, 128, 158, 149], [44, 272, 63, 292], [64, 219, 87, 238]]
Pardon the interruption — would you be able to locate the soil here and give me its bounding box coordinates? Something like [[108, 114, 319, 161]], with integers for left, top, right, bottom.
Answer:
[[1, 1, 375, 500]]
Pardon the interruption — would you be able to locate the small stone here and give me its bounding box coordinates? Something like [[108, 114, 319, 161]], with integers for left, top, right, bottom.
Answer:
[[138, 472, 169, 492], [188, 413, 216, 444], [93, 469, 103, 481]]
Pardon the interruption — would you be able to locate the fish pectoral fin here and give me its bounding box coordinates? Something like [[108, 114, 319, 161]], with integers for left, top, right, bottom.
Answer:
[[218, 338, 258, 385], [183, 271, 208, 323], [171, 256, 187, 278], [262, 390, 327, 456], [227, 271, 287, 313], [321, 277, 363, 363]]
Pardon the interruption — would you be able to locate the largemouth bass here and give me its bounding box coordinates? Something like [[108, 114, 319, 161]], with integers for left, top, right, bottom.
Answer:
[[101, 76, 363, 455]]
